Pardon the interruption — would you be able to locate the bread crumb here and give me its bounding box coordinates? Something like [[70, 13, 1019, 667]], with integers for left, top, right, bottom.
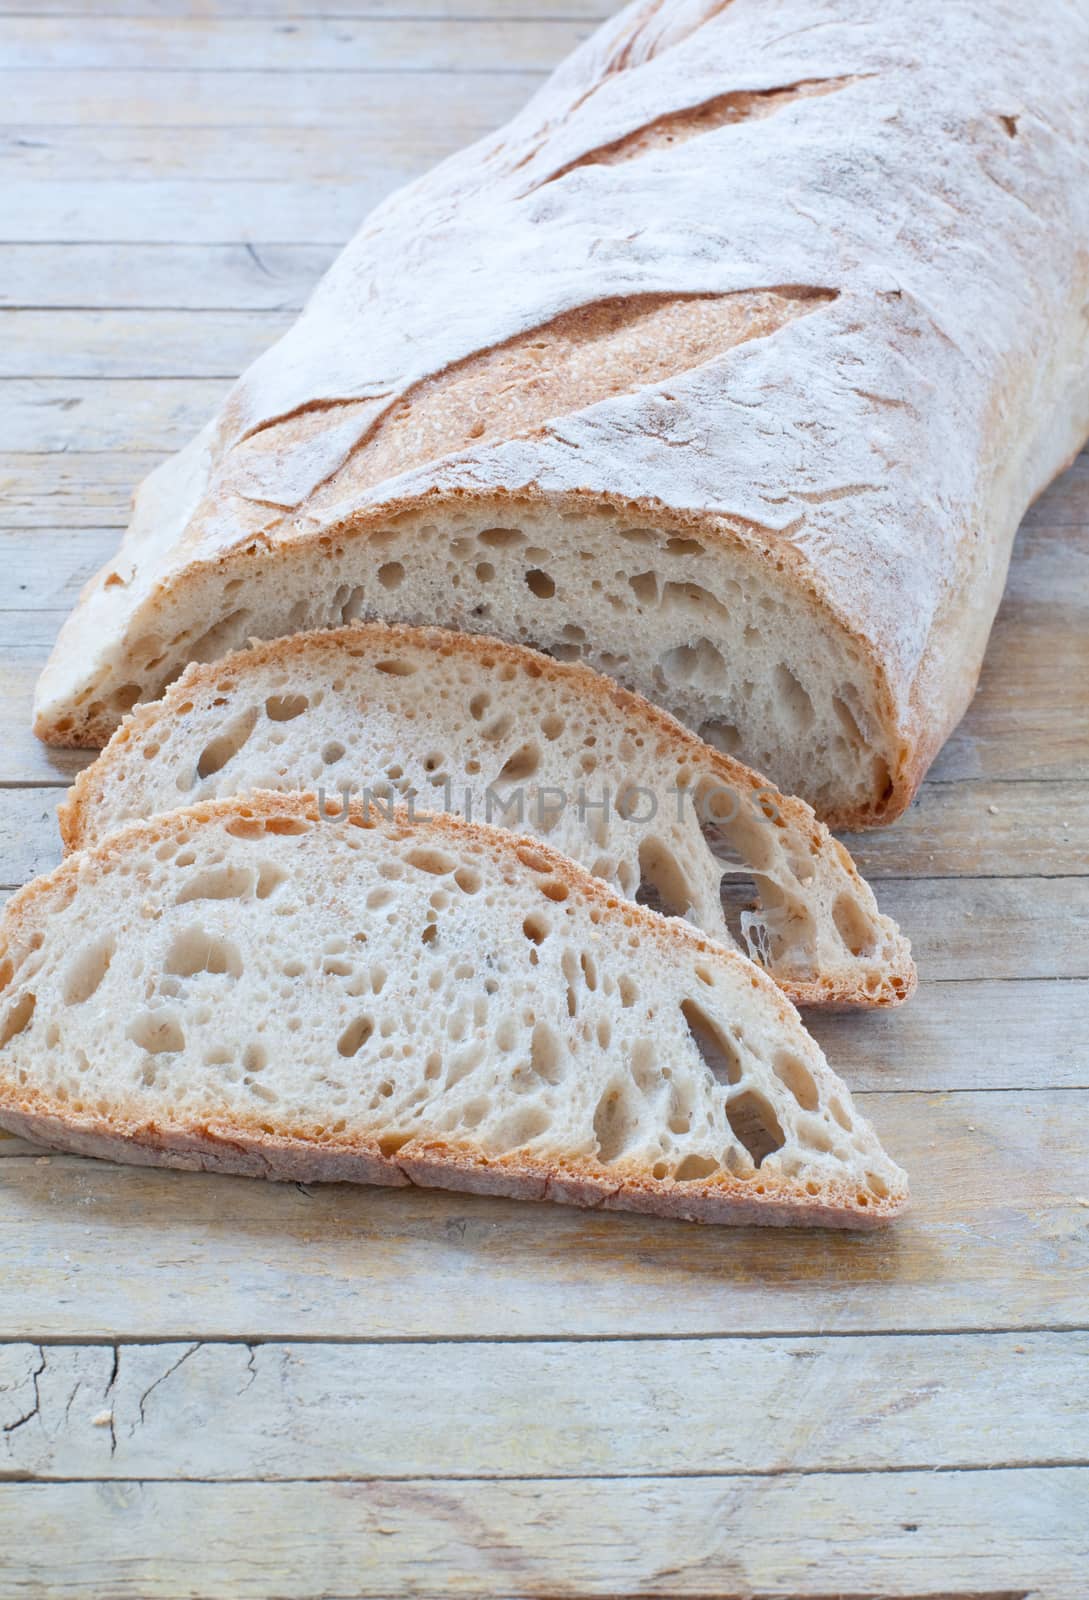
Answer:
[[987, 804, 999, 814], [91, 1411, 113, 1428], [1075, 1197, 1089, 1208]]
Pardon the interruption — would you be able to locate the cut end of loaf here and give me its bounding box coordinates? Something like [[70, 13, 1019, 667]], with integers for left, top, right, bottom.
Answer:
[[35, 497, 907, 828], [0, 793, 908, 1229]]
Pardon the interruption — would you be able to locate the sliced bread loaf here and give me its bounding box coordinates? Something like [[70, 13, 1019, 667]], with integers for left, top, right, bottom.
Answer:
[[0, 793, 907, 1228], [59, 624, 914, 1009], [32, 0, 1089, 829]]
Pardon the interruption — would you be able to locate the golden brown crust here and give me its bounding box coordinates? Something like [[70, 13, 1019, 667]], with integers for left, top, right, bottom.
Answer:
[[56, 622, 916, 1009], [0, 790, 907, 1229]]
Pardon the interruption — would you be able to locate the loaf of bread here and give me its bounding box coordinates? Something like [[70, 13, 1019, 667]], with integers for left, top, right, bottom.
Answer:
[[60, 624, 914, 1008], [0, 792, 907, 1227], [33, 0, 1089, 825]]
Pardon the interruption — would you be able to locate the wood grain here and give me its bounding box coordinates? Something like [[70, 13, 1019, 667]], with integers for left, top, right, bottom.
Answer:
[[1, 16, 592, 72], [0, 71, 539, 131], [1, 1090, 1087, 1340], [0, 1471, 1083, 1597], [0, 0, 617, 14], [2, 1332, 1085, 1480], [0, 246, 335, 310], [0, 310, 291, 378], [0, 127, 463, 185], [2, 381, 229, 452]]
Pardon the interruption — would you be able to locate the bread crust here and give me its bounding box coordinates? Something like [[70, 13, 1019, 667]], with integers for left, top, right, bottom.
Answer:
[[56, 621, 916, 1009], [0, 790, 907, 1229]]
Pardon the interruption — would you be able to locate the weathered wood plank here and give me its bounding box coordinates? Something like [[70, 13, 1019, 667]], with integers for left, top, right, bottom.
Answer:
[[0, 70, 539, 130], [1, 1091, 1087, 1339], [0, 246, 334, 311], [0, 457, 146, 527], [2, 178, 403, 246], [839, 777, 1088, 879], [1, 16, 590, 72], [0, 127, 454, 185], [2, 381, 228, 452], [2, 1332, 1085, 1481], [3, 530, 119, 609], [0, 310, 290, 378], [0, 1470, 1083, 1598], [806, 978, 1089, 1091], [0, 0, 617, 13]]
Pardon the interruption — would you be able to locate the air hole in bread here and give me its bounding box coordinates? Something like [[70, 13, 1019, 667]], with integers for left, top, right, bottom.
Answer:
[[377, 561, 404, 590], [674, 1153, 720, 1182], [522, 911, 550, 945], [772, 1050, 819, 1112], [265, 693, 309, 722], [196, 706, 260, 779], [832, 893, 877, 958], [497, 741, 540, 783], [176, 865, 255, 904], [700, 719, 742, 755], [829, 1096, 853, 1132], [242, 1042, 267, 1074], [0, 991, 35, 1047], [635, 837, 693, 920], [128, 1011, 185, 1055], [255, 863, 287, 899], [478, 527, 524, 549], [337, 1016, 375, 1058], [110, 684, 142, 714], [680, 997, 742, 1086], [525, 568, 556, 599], [725, 1089, 784, 1168], [404, 846, 456, 877], [660, 636, 725, 690], [190, 610, 250, 663], [165, 928, 242, 980], [593, 1079, 638, 1163], [62, 936, 115, 1005], [529, 1022, 564, 1084], [374, 657, 416, 677], [774, 663, 815, 732], [629, 571, 659, 605]]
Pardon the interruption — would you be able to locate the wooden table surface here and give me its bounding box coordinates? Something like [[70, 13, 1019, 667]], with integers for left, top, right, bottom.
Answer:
[[1, 2, 1087, 1595]]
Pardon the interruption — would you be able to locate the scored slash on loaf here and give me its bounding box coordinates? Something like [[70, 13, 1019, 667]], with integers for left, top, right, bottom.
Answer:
[[0, 795, 907, 1229]]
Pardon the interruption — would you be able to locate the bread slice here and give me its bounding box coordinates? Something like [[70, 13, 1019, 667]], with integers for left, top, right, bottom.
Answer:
[[59, 624, 915, 1009], [31, 1, 1089, 828], [0, 793, 907, 1228]]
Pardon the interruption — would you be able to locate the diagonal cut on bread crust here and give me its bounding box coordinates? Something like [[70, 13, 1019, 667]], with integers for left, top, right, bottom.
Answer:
[[0, 792, 908, 1229], [58, 624, 915, 1009]]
